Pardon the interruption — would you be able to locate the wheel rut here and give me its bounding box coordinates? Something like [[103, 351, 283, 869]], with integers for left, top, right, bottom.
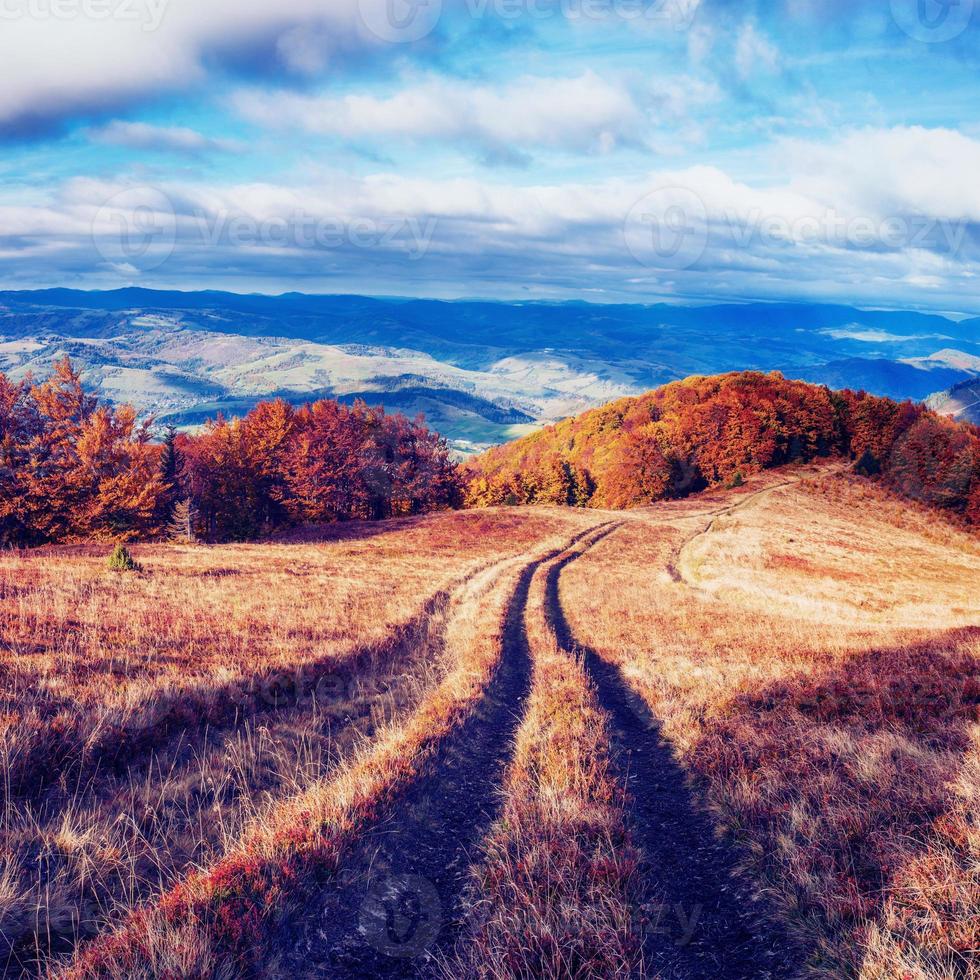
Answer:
[[545, 526, 806, 980], [282, 526, 603, 979], [666, 479, 798, 586]]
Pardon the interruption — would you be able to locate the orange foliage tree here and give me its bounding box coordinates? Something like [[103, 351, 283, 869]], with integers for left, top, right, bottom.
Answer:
[[0, 359, 163, 545], [464, 370, 980, 525], [181, 397, 460, 541], [0, 361, 461, 545]]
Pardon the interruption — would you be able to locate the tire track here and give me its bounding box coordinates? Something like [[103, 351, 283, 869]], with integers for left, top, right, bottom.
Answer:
[[11, 554, 528, 975], [546, 526, 806, 980], [278, 527, 605, 979], [666, 478, 800, 587]]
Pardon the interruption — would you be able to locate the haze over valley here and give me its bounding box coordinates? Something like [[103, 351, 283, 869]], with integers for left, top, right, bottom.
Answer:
[[3, 288, 978, 450]]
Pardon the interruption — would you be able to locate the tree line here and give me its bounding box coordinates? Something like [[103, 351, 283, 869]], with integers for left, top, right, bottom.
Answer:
[[0, 358, 461, 546], [465, 371, 980, 524], [4, 363, 978, 546]]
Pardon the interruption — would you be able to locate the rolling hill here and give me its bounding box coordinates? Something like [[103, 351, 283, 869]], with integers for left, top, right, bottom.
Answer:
[[465, 371, 980, 525], [1, 289, 978, 453]]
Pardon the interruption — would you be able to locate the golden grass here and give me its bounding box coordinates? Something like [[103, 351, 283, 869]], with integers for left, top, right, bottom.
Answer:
[[0, 510, 580, 976], [6, 469, 979, 978], [51, 513, 593, 978], [559, 467, 980, 977]]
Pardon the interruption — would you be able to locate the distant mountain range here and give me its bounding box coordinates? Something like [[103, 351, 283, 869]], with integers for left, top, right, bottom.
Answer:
[[926, 376, 980, 424], [1, 288, 977, 451]]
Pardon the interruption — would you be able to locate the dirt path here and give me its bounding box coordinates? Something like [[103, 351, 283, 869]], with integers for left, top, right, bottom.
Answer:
[[278, 527, 604, 979], [666, 477, 800, 586], [545, 530, 806, 980]]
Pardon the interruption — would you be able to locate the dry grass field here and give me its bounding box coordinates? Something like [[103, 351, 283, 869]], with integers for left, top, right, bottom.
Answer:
[[561, 466, 980, 979], [0, 511, 587, 976], [1, 463, 977, 978]]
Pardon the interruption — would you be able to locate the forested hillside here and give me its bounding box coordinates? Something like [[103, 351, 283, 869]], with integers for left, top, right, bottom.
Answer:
[[6, 364, 979, 548], [0, 358, 459, 546], [465, 371, 980, 523]]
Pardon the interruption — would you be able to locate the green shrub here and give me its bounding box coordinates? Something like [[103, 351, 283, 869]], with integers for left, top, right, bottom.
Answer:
[[107, 543, 143, 573]]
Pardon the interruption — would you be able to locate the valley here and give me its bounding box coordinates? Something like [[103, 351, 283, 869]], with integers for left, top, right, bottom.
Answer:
[[2, 290, 978, 453]]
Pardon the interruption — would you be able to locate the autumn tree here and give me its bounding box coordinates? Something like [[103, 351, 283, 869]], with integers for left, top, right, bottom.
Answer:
[[884, 414, 978, 511], [167, 498, 196, 544], [74, 403, 165, 539], [0, 359, 165, 544], [464, 370, 980, 526], [284, 399, 367, 523], [0, 375, 38, 545], [181, 397, 460, 539]]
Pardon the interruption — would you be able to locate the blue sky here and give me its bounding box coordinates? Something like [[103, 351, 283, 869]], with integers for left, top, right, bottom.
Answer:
[[1, 0, 980, 310]]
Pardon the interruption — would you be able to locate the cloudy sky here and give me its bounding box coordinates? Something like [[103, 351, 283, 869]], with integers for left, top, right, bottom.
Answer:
[[1, 0, 979, 309]]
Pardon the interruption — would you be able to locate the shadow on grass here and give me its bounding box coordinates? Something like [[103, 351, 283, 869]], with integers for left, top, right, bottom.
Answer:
[[689, 626, 980, 972], [546, 537, 810, 980]]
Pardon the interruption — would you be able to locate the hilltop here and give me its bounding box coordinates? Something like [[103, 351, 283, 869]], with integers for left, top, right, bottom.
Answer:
[[465, 371, 980, 524]]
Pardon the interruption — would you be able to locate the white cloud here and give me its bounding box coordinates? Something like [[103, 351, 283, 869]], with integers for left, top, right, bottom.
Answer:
[[233, 72, 642, 155], [2, 126, 979, 307], [87, 121, 242, 155], [0, 0, 403, 133], [783, 126, 980, 222], [734, 21, 781, 80], [232, 71, 718, 157]]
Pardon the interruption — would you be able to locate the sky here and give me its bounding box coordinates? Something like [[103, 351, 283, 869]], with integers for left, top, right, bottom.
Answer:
[[1, 0, 979, 310]]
